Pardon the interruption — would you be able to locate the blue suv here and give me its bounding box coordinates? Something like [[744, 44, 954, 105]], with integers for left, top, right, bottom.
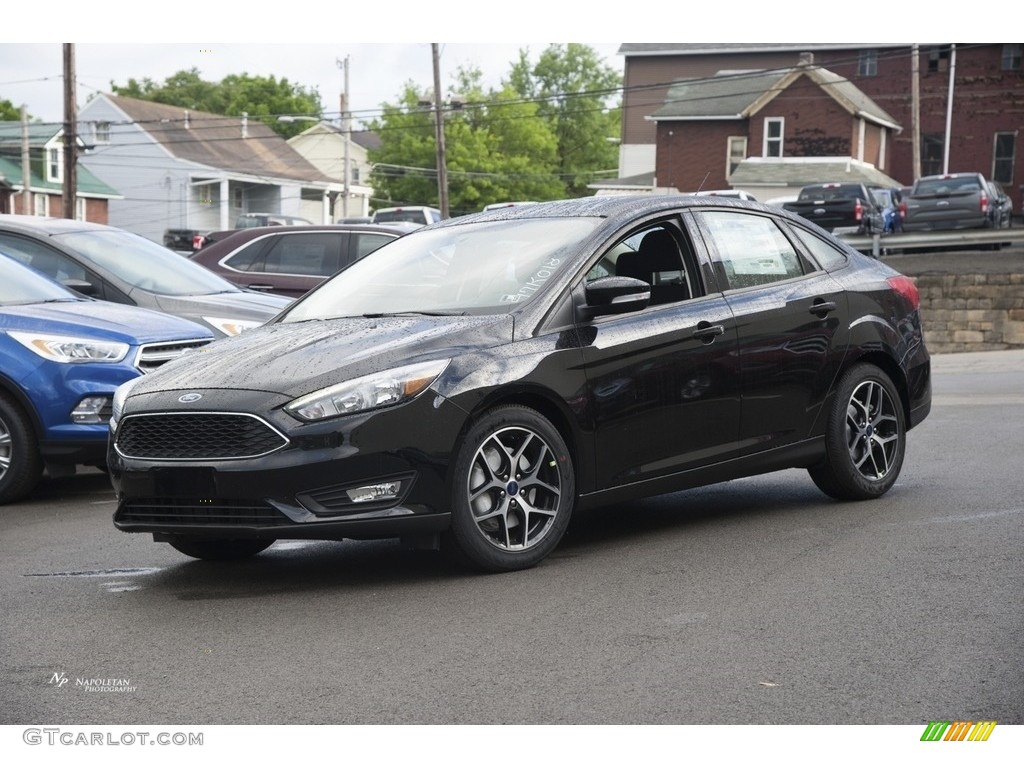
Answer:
[[0, 253, 213, 503]]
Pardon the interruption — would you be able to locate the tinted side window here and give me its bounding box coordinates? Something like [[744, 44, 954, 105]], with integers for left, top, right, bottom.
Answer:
[[695, 211, 804, 290], [261, 233, 345, 276], [223, 239, 268, 272]]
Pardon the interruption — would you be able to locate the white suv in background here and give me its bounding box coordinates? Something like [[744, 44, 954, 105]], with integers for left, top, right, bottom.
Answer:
[[370, 206, 442, 226]]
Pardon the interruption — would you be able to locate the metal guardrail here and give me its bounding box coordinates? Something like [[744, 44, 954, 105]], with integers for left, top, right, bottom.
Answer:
[[837, 227, 1024, 257]]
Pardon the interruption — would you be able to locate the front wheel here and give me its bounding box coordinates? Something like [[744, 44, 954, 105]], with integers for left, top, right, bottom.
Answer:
[[168, 538, 275, 560], [0, 394, 43, 505], [443, 405, 575, 572], [809, 364, 906, 500]]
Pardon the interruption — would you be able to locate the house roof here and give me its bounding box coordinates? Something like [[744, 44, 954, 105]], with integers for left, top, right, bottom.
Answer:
[[728, 157, 903, 189], [99, 95, 339, 185], [649, 65, 900, 129], [618, 44, 906, 57], [0, 155, 121, 197], [0, 121, 87, 148], [291, 121, 381, 151]]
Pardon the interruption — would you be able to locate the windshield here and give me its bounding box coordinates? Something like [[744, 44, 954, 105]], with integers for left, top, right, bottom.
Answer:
[[0, 253, 80, 305], [52, 230, 242, 296], [283, 217, 600, 321]]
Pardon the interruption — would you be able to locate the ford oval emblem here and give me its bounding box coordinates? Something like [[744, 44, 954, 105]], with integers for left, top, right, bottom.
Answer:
[[178, 393, 203, 403]]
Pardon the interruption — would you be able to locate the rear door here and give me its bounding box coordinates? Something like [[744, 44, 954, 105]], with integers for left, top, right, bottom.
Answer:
[[689, 208, 849, 451]]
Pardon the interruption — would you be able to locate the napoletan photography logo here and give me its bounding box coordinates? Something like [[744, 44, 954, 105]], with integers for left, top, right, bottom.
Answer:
[[48, 671, 137, 693], [920, 720, 997, 742]]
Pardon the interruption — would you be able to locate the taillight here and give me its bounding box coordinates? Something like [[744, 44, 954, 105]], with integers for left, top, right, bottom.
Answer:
[[980, 192, 989, 214], [887, 275, 920, 310], [854, 199, 864, 221], [192, 234, 205, 250], [898, 200, 907, 219]]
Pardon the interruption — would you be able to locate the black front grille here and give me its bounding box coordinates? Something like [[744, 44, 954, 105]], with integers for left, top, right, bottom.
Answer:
[[115, 412, 288, 460], [116, 499, 292, 527]]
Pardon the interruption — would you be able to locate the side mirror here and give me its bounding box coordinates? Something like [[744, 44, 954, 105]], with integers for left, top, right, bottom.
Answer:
[[582, 275, 650, 317]]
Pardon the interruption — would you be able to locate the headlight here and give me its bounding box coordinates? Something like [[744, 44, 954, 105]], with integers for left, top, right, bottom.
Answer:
[[8, 331, 129, 363], [202, 317, 262, 337], [285, 360, 450, 422]]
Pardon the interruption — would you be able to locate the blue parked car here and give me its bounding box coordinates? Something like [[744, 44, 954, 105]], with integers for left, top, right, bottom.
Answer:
[[0, 253, 213, 503]]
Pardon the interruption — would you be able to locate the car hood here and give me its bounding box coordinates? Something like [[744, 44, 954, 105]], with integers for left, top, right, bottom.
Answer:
[[148, 289, 291, 321], [0, 299, 214, 344], [126, 314, 516, 399]]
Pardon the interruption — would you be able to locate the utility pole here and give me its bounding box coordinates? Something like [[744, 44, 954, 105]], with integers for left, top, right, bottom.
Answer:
[[943, 44, 957, 175], [431, 43, 449, 219], [911, 44, 921, 181], [21, 106, 32, 216], [62, 43, 77, 220], [337, 55, 351, 219]]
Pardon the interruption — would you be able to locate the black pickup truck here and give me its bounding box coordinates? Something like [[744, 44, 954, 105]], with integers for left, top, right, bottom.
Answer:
[[783, 182, 884, 235], [163, 213, 314, 252]]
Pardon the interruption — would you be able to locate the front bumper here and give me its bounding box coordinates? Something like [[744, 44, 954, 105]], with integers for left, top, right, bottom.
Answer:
[[109, 391, 468, 541]]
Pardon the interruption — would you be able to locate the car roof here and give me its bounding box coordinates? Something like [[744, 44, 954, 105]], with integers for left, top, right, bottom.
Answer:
[[0, 214, 117, 236], [195, 223, 417, 253]]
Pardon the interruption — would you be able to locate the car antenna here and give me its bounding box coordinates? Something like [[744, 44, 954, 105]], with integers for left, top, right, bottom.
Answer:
[[695, 172, 710, 194]]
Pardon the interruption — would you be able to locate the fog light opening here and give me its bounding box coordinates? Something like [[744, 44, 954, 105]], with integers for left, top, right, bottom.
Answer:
[[345, 480, 404, 504], [71, 396, 113, 424]]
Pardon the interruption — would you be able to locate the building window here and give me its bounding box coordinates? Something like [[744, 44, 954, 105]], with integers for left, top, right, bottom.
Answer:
[[764, 118, 784, 158], [33, 193, 48, 216], [993, 132, 1016, 184], [927, 46, 950, 74], [727, 136, 747, 177], [1002, 44, 1023, 71], [93, 121, 111, 144], [47, 147, 61, 182], [921, 134, 945, 176], [857, 49, 878, 77]]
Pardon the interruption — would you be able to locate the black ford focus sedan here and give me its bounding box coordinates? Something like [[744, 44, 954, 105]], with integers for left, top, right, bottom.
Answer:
[[108, 196, 931, 572]]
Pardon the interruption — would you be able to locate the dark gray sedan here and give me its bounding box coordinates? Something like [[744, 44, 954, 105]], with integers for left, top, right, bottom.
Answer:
[[0, 215, 290, 337]]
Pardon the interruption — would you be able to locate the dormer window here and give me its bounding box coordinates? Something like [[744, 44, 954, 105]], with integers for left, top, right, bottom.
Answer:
[[47, 147, 62, 182]]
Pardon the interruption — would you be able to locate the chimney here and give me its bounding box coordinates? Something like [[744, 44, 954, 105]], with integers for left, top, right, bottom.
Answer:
[[798, 51, 814, 67], [184, 110, 190, 129], [241, 112, 248, 139]]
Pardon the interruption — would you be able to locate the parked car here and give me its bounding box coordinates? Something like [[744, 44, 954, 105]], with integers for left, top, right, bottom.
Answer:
[[986, 180, 1013, 229], [371, 206, 443, 226], [0, 216, 291, 338], [189, 223, 419, 298], [901, 172, 994, 232], [169, 213, 316, 252], [783, 183, 884, 235], [0, 252, 213, 503], [870, 187, 905, 234], [109, 196, 931, 572]]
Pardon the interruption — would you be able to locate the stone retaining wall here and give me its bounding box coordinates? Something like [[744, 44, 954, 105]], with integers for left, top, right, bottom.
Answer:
[[914, 273, 1024, 353]]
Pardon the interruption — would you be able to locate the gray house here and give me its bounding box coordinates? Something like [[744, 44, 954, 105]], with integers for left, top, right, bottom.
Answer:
[[78, 94, 343, 244]]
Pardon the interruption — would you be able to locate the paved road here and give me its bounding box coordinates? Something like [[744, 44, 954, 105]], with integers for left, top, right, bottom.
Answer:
[[1, 351, 1021, 727]]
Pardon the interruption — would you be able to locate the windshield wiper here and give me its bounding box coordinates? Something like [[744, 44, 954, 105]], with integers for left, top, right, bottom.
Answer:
[[360, 310, 468, 318]]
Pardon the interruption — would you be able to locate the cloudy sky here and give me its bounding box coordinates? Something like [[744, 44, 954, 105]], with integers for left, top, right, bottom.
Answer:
[[0, 41, 623, 128]]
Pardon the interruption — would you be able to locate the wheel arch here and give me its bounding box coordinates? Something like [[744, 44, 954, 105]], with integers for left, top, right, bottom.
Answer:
[[841, 351, 913, 427], [451, 385, 587, 493], [0, 374, 44, 441]]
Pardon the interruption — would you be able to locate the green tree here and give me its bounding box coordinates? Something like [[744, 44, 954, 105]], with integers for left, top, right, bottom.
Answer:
[[508, 43, 621, 196], [0, 98, 28, 121], [110, 68, 323, 138], [368, 68, 565, 214]]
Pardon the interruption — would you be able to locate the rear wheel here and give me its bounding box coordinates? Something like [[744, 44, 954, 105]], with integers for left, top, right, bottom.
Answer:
[[0, 395, 43, 505], [167, 538, 275, 560], [809, 364, 906, 500], [443, 405, 575, 572]]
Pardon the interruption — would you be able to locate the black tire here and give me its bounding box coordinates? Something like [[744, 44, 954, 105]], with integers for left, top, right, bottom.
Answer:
[[809, 364, 906, 501], [168, 538, 275, 560], [0, 394, 44, 505], [443, 405, 575, 572]]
